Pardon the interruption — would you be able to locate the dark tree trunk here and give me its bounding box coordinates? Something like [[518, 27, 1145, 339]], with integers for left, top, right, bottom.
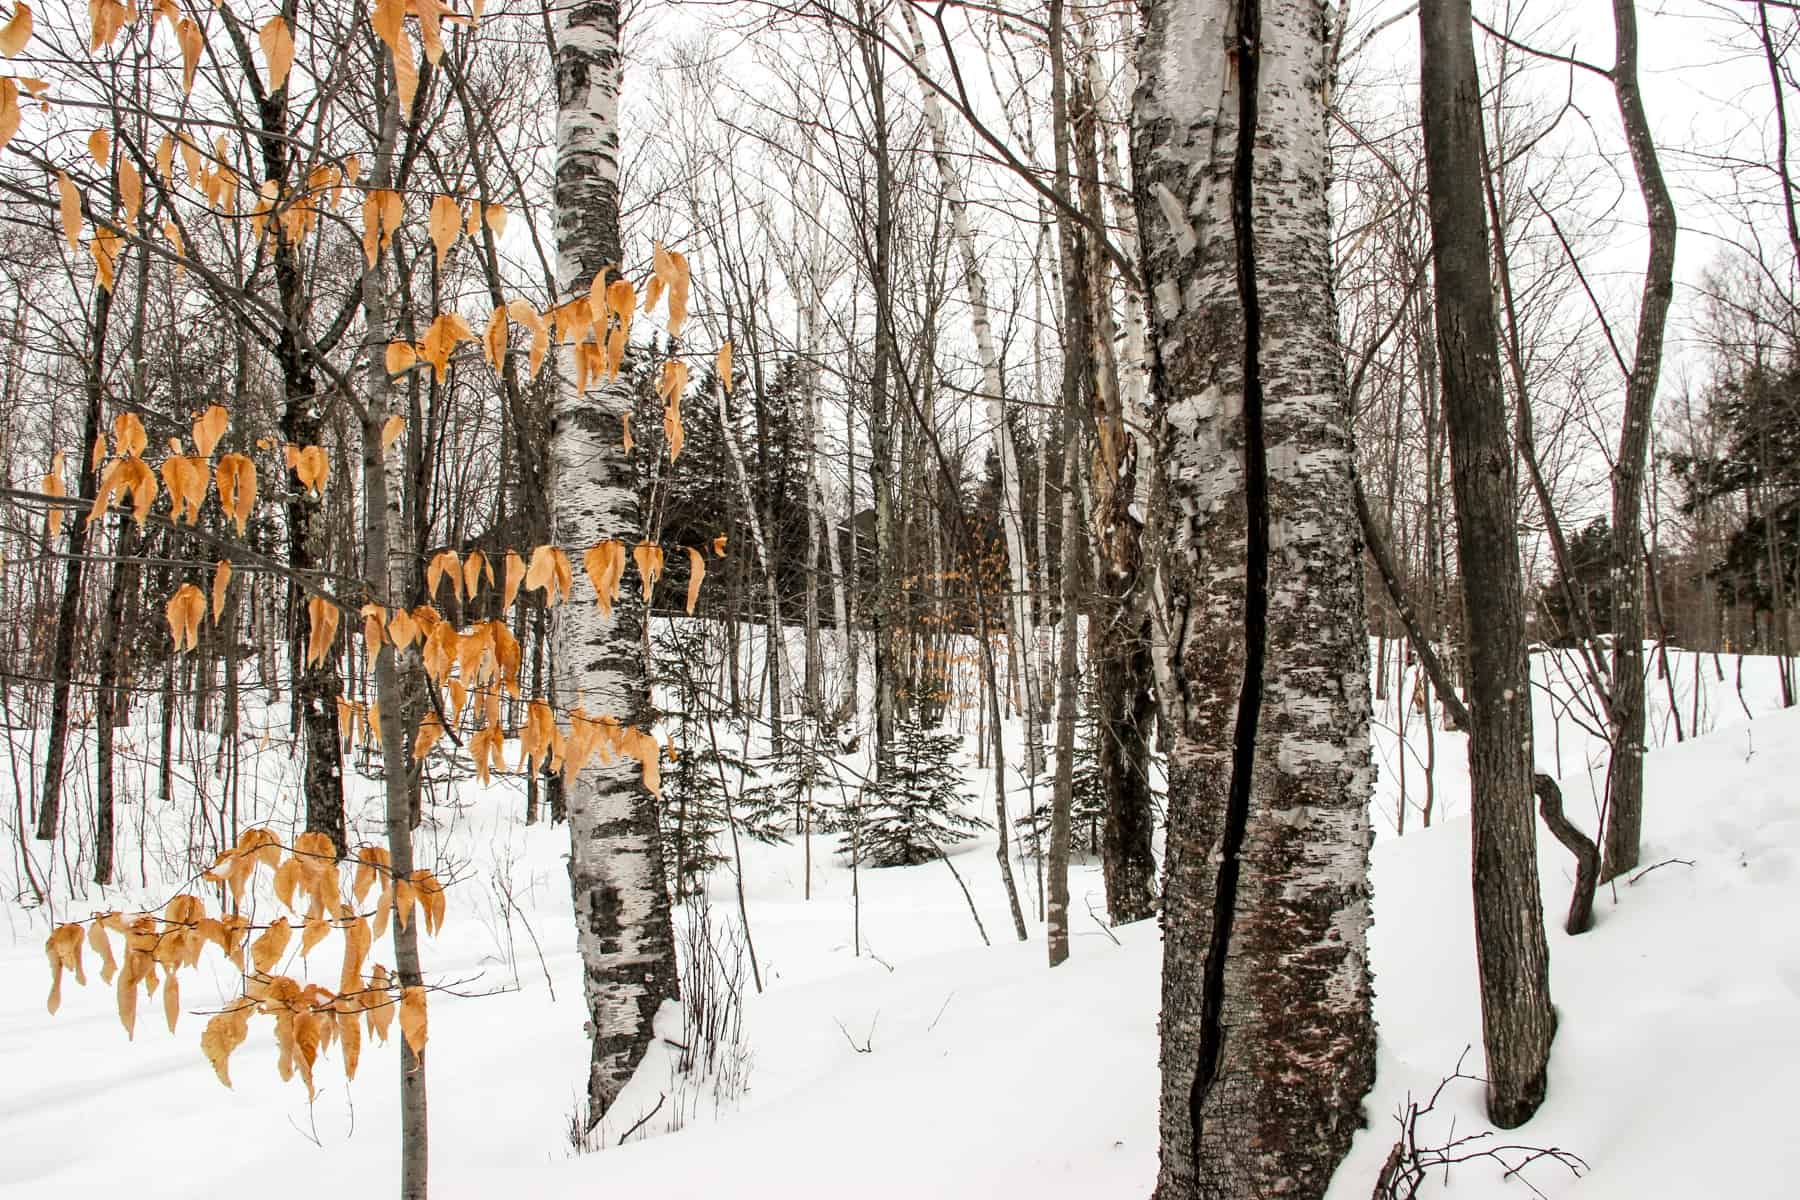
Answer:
[[1602, 0, 1676, 881], [1418, 0, 1557, 1130], [36, 284, 113, 841]]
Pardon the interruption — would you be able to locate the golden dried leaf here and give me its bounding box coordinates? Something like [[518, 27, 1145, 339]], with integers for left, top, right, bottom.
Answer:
[[201, 1003, 251, 1087], [524, 544, 572, 607], [273, 855, 303, 911], [385, 341, 417, 376], [155, 133, 174, 184], [177, 17, 203, 94], [306, 596, 339, 669], [412, 712, 444, 763], [289, 443, 329, 496], [337, 1004, 363, 1080], [88, 917, 118, 984], [717, 341, 733, 391], [502, 550, 526, 610], [250, 916, 292, 974], [165, 583, 204, 652], [387, 607, 420, 650], [45, 923, 85, 1014], [686, 546, 706, 616], [583, 540, 626, 619], [426, 549, 461, 603], [483, 304, 507, 369], [0, 3, 33, 55], [159, 454, 208, 523], [42, 450, 66, 540], [428, 193, 460, 269], [484, 203, 507, 237], [55, 171, 79, 250], [87, 127, 109, 168], [212, 559, 231, 622], [394, 877, 416, 931], [412, 870, 447, 935], [300, 915, 331, 957], [0, 79, 20, 154], [162, 968, 180, 1033], [90, 228, 122, 292], [214, 453, 256, 535], [713, 534, 728, 557], [664, 396, 685, 462], [381, 413, 406, 451], [259, 15, 294, 92], [116, 964, 138, 1037], [353, 845, 391, 903], [192, 404, 228, 457], [118, 158, 142, 224], [633, 541, 664, 604]]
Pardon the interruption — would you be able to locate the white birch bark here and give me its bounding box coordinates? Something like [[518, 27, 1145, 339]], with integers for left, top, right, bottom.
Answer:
[[551, 0, 678, 1123], [1135, 0, 1375, 1193], [898, 5, 1042, 769]]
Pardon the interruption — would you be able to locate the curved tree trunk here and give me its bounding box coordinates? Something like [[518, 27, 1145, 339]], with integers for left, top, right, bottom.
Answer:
[[552, 0, 679, 1123], [1603, 0, 1677, 881], [1135, 0, 1376, 1194]]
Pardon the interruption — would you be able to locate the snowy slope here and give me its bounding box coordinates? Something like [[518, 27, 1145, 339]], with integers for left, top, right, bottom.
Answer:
[[2, 652, 1797, 1198]]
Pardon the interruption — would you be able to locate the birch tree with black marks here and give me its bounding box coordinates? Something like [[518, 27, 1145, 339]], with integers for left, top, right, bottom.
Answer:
[[1134, 0, 1376, 1192], [550, 0, 680, 1126]]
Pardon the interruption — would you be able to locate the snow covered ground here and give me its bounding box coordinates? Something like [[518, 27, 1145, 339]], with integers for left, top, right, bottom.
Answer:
[[1, 646, 1796, 1198]]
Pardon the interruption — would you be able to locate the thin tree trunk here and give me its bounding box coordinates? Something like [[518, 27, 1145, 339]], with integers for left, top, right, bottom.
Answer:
[[1419, 0, 1556, 1129], [36, 284, 113, 841], [1602, 0, 1677, 881]]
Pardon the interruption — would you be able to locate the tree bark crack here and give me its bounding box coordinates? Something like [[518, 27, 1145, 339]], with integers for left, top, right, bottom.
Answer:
[[1189, 0, 1269, 1176]]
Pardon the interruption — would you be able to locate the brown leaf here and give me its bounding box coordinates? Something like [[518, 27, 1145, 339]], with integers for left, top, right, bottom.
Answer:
[[483, 303, 508, 369], [428, 194, 460, 269], [250, 916, 293, 974], [192, 404, 229, 457], [306, 596, 339, 670], [212, 559, 232, 622], [399, 986, 428, 1056], [87, 127, 109, 168], [162, 968, 181, 1033], [201, 1004, 252, 1087], [633, 541, 664, 604], [686, 546, 706, 616], [502, 550, 526, 610], [411, 713, 444, 763], [259, 15, 294, 92], [381, 413, 407, 451], [165, 584, 204, 652], [716, 340, 732, 391], [0, 4, 33, 56], [426, 549, 462, 604], [214, 454, 256, 535], [484, 203, 507, 237], [176, 17, 202, 94], [55, 171, 79, 250]]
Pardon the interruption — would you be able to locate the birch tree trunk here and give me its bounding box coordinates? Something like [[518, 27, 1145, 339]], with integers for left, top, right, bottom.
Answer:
[[897, 6, 1043, 775], [1418, 0, 1556, 1129], [1134, 0, 1376, 1192], [552, 0, 679, 1122]]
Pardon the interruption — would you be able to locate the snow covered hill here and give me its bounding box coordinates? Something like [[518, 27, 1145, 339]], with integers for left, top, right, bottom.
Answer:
[[2, 651, 1796, 1198]]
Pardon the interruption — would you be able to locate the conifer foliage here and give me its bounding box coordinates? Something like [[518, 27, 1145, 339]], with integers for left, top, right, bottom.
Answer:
[[846, 720, 986, 868]]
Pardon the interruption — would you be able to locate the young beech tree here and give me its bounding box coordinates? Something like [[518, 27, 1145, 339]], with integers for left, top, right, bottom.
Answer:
[[1133, 0, 1377, 1194], [8, 0, 724, 1192]]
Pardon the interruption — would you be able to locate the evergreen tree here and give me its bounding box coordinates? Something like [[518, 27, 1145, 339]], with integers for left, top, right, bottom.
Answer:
[[1538, 516, 1614, 644], [844, 719, 987, 867]]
